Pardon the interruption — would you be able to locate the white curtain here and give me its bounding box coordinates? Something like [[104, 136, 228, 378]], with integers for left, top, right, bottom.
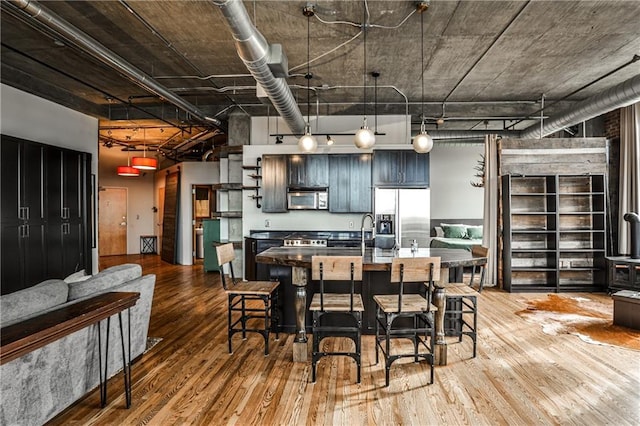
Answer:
[[483, 135, 499, 287], [618, 103, 640, 254]]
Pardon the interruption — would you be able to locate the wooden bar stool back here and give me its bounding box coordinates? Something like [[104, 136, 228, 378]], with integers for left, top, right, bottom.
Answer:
[[309, 255, 365, 383], [441, 245, 488, 358], [216, 243, 280, 356], [373, 257, 440, 387]]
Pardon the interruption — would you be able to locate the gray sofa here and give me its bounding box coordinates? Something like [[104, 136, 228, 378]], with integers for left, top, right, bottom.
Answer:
[[0, 264, 156, 426]]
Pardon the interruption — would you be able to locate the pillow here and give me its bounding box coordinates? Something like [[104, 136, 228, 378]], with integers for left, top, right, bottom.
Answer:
[[434, 226, 444, 237], [68, 263, 142, 301], [466, 225, 483, 239], [442, 224, 467, 239]]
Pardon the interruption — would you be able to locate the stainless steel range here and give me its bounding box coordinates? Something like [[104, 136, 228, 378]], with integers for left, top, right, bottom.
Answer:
[[283, 232, 330, 247]]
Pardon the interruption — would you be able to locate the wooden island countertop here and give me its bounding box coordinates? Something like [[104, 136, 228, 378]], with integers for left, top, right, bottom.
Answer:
[[256, 246, 486, 272]]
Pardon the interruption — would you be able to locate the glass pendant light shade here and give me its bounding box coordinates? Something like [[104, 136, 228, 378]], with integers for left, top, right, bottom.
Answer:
[[117, 165, 140, 177], [413, 131, 433, 153], [413, 120, 433, 153], [354, 121, 376, 149], [131, 156, 158, 170], [298, 127, 317, 153]]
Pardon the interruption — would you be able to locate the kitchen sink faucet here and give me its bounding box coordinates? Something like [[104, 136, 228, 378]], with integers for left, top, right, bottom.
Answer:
[[361, 213, 375, 255]]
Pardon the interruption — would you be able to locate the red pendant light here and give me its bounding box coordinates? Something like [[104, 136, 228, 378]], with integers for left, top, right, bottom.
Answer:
[[117, 165, 140, 177], [117, 137, 140, 177], [131, 128, 158, 170], [131, 156, 158, 170]]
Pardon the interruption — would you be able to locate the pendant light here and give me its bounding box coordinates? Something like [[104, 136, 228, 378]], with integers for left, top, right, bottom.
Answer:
[[413, 4, 433, 154], [132, 128, 158, 170], [354, 8, 375, 149], [117, 144, 140, 177], [298, 6, 317, 153]]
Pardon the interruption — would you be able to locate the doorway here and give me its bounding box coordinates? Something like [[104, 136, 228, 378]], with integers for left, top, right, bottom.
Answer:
[[98, 187, 127, 256], [192, 185, 215, 264]]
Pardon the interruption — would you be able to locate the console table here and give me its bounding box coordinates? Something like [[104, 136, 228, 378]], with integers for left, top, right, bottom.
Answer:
[[0, 292, 140, 408], [606, 257, 640, 292]]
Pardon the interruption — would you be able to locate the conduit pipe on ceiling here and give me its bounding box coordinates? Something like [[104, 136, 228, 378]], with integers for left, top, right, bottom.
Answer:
[[520, 74, 640, 139], [428, 130, 521, 140], [212, 0, 306, 135], [6, 0, 224, 130]]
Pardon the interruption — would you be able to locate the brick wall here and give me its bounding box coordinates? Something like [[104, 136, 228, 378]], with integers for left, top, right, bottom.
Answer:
[[604, 109, 621, 139]]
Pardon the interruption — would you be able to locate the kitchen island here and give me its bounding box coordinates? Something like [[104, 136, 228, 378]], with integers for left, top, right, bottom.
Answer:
[[256, 246, 487, 365]]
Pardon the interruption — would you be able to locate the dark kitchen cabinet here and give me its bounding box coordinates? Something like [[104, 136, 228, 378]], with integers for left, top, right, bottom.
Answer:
[[329, 154, 372, 213], [373, 150, 429, 187], [244, 237, 284, 281], [0, 135, 91, 294], [287, 154, 328, 188], [262, 155, 288, 213]]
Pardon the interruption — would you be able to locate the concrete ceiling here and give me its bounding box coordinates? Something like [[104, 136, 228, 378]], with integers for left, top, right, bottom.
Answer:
[[2, 0, 639, 156]]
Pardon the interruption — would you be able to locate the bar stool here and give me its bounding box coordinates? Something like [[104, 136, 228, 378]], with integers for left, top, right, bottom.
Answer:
[[215, 243, 280, 356], [373, 257, 440, 387], [441, 245, 488, 358], [309, 256, 364, 383]]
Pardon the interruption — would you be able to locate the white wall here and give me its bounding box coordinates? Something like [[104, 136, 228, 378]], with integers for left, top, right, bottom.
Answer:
[[155, 161, 220, 265], [0, 84, 100, 273], [430, 143, 485, 219]]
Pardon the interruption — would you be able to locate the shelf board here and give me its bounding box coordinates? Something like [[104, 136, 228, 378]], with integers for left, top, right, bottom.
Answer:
[[511, 267, 557, 272], [247, 174, 262, 179], [512, 229, 554, 233], [512, 193, 556, 196], [212, 211, 242, 218], [212, 183, 243, 190], [243, 186, 260, 190], [242, 165, 261, 170]]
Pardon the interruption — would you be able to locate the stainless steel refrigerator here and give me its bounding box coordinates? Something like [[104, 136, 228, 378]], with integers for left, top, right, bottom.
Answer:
[[374, 188, 430, 249]]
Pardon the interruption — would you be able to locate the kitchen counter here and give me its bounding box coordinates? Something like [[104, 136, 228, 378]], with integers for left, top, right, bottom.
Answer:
[[256, 246, 485, 271], [248, 230, 374, 241], [256, 246, 487, 365]]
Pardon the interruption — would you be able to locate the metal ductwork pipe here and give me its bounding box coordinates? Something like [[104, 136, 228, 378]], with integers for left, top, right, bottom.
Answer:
[[521, 74, 640, 139], [429, 130, 521, 140], [213, 0, 306, 135], [6, 0, 224, 130]]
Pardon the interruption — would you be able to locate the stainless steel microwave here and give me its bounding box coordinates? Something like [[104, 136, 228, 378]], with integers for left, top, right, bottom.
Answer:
[[287, 190, 328, 210]]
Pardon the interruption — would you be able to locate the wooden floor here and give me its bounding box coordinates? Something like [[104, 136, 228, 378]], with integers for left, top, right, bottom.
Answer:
[[50, 254, 640, 426]]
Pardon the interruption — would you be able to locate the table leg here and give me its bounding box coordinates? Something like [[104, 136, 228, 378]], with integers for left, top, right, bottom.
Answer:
[[291, 266, 308, 362], [433, 286, 447, 365]]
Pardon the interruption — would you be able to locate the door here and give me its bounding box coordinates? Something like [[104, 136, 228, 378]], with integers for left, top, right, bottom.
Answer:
[[98, 187, 127, 256]]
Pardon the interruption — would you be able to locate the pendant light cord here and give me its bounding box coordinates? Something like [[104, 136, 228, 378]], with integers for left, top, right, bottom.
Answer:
[[363, 6, 367, 120], [420, 10, 425, 127], [307, 14, 311, 129]]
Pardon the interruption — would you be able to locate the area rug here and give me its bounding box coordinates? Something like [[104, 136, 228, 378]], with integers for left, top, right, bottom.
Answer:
[[516, 294, 640, 351], [144, 337, 163, 354]]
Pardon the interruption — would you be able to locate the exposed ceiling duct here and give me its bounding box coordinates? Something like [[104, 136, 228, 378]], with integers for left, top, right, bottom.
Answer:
[[213, 0, 306, 135], [4, 0, 224, 130], [521, 74, 640, 139]]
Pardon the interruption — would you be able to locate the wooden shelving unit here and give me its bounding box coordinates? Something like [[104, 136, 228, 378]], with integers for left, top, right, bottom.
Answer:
[[502, 174, 607, 292]]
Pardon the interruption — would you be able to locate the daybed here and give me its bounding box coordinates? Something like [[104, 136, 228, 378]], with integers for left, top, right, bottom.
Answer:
[[430, 221, 484, 251], [0, 264, 155, 426]]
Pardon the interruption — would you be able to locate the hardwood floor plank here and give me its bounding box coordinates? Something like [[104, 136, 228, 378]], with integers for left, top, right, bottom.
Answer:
[[46, 254, 640, 426]]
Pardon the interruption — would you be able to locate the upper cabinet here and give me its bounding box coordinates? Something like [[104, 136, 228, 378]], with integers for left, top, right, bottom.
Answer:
[[329, 154, 372, 213], [261, 155, 288, 213], [287, 154, 329, 188], [372, 150, 429, 188]]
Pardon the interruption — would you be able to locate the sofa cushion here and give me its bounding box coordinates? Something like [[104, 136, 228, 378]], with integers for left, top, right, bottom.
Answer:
[[0, 280, 69, 325], [64, 270, 91, 283], [67, 264, 142, 301]]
